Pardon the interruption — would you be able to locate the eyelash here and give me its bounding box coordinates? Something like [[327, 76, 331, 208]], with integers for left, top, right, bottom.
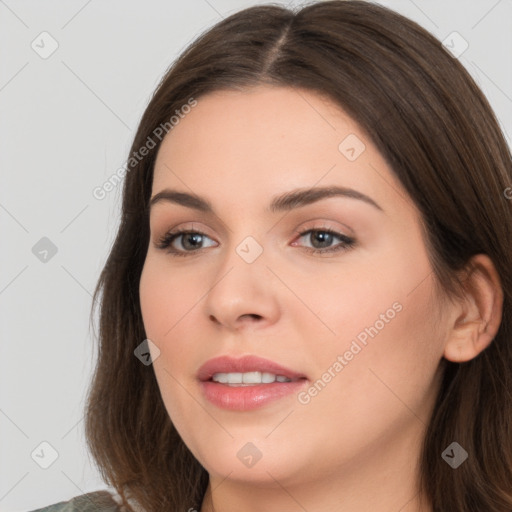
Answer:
[[155, 227, 356, 257]]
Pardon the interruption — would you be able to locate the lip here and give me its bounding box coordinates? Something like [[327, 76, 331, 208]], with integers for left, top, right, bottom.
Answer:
[[197, 355, 306, 382], [197, 355, 308, 411]]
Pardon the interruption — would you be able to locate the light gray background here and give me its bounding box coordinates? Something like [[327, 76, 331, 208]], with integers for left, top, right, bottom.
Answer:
[[1, 1, 511, 510]]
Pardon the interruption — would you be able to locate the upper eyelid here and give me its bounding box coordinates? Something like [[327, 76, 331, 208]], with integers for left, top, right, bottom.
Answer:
[[161, 224, 350, 238], [156, 218, 354, 238]]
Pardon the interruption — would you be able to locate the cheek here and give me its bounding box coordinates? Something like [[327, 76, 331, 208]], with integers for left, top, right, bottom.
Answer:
[[139, 256, 201, 342], [138, 258, 201, 429], [290, 283, 443, 478], [311, 271, 443, 430], [297, 247, 416, 358], [302, 243, 444, 411]]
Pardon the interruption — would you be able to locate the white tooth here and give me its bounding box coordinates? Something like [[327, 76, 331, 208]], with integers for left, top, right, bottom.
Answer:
[[227, 372, 243, 384], [211, 372, 292, 385], [242, 371, 262, 384]]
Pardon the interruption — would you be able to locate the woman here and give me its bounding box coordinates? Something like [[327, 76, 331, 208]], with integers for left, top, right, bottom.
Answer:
[[31, 1, 512, 511]]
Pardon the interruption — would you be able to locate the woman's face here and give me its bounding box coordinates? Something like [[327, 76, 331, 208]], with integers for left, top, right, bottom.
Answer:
[[139, 85, 450, 490]]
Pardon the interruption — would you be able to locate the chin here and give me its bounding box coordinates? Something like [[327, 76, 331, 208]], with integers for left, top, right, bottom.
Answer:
[[189, 433, 311, 486]]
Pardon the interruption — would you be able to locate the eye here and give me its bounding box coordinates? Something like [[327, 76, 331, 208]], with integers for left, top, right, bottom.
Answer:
[[156, 228, 216, 256], [292, 228, 356, 254], [155, 227, 356, 257]]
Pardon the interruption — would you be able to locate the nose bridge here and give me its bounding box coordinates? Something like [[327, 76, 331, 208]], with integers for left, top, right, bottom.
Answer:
[[218, 210, 269, 268], [211, 231, 268, 296]]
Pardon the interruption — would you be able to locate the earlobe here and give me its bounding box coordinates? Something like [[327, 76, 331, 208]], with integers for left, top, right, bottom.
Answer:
[[442, 254, 504, 363]]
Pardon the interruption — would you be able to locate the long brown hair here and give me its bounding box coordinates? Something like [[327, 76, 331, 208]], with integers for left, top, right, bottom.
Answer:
[[85, 1, 512, 510]]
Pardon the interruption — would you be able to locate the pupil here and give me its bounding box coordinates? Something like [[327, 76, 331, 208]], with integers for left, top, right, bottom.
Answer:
[[313, 231, 332, 248], [184, 234, 202, 249]]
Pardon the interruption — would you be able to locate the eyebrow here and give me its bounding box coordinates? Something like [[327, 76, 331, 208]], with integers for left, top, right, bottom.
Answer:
[[149, 185, 383, 214]]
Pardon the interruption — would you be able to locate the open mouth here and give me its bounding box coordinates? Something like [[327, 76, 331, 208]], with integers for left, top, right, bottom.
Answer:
[[197, 354, 308, 410], [210, 371, 305, 386]]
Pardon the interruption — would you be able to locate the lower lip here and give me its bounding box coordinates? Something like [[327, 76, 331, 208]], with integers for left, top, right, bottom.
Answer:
[[200, 380, 307, 411]]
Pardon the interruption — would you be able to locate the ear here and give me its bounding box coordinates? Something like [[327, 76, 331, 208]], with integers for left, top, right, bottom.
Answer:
[[443, 254, 504, 363]]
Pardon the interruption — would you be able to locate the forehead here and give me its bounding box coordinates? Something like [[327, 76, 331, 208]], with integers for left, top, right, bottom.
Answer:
[[152, 85, 411, 218], [155, 85, 359, 165]]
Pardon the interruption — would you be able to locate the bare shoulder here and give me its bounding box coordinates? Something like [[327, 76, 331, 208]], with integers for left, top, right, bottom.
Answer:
[[27, 490, 127, 512]]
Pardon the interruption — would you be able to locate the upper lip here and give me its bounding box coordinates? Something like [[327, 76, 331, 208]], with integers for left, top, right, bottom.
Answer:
[[197, 355, 307, 382]]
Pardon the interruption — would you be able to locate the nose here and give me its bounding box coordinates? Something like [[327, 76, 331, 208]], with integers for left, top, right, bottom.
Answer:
[[203, 250, 281, 332]]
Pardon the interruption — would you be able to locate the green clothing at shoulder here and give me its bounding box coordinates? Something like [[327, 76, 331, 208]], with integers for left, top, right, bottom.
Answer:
[[29, 490, 123, 512]]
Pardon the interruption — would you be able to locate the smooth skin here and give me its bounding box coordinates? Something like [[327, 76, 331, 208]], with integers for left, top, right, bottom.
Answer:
[[139, 85, 503, 512]]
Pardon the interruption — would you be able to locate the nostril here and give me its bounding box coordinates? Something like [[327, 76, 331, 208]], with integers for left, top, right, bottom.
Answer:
[[243, 314, 262, 320]]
